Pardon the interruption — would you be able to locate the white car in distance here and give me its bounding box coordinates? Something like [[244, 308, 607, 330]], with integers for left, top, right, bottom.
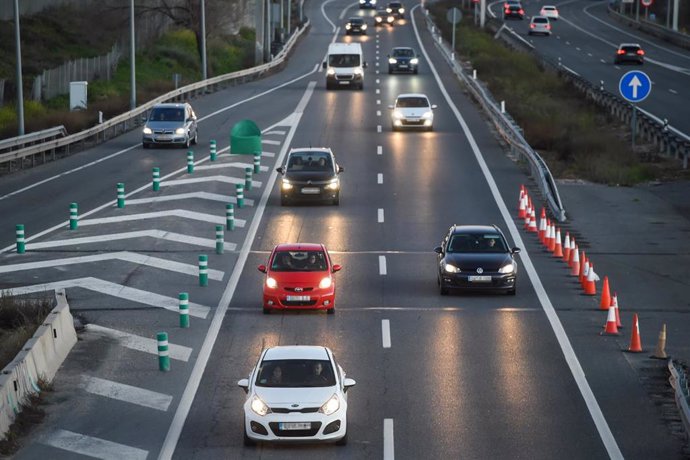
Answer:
[[389, 93, 438, 131], [238, 346, 356, 446], [540, 5, 559, 20]]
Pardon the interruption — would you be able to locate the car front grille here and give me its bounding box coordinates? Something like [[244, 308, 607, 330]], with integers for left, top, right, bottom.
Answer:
[[285, 287, 314, 292], [335, 74, 354, 81], [282, 300, 318, 307], [401, 119, 424, 126], [269, 422, 322, 437], [271, 407, 320, 414], [153, 129, 174, 134]]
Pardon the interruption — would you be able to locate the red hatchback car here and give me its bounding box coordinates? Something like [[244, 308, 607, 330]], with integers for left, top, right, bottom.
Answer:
[[258, 243, 342, 314]]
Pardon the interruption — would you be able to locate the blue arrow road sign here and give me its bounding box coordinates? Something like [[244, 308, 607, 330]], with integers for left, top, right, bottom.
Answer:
[[618, 70, 652, 103]]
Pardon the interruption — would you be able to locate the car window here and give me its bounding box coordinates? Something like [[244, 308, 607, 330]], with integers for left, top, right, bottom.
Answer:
[[621, 46, 640, 52], [393, 49, 414, 57], [396, 97, 429, 108], [350, 18, 363, 24], [328, 54, 361, 67], [533, 17, 548, 23], [286, 152, 333, 172], [150, 107, 185, 122], [256, 359, 336, 388], [271, 250, 328, 272], [447, 234, 508, 253]]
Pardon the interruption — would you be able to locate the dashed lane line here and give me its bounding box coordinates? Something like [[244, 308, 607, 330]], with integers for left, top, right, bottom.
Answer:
[[41, 429, 148, 460], [377, 146, 383, 155], [378, 173, 383, 184], [80, 375, 173, 411], [378, 208, 384, 223], [382, 320, 391, 348], [85, 324, 192, 361], [379, 256, 387, 275], [384, 419, 395, 460]]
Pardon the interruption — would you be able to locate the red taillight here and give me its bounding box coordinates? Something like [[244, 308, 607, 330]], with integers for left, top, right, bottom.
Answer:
[[505, 8, 510, 13], [637, 50, 645, 55], [546, 24, 551, 29], [519, 9, 524, 14], [530, 24, 535, 28], [617, 49, 625, 55]]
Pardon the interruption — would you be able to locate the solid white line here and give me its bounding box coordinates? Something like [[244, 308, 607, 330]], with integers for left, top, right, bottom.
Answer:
[[160, 175, 261, 188], [79, 210, 245, 228], [27, 230, 235, 251], [377, 146, 383, 155], [158, 81, 317, 460], [377, 173, 383, 184], [411, 6, 622, 458], [378, 208, 384, 223], [382, 319, 391, 348], [81, 375, 173, 411], [41, 429, 148, 460], [85, 324, 192, 361], [379, 255, 387, 275], [321, 0, 337, 32], [0, 252, 224, 280], [5, 277, 210, 318], [126, 191, 253, 208], [384, 419, 394, 460], [377, 125, 382, 133]]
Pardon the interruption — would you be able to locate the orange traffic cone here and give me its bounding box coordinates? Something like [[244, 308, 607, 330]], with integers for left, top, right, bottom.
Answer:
[[567, 237, 576, 266], [612, 293, 623, 328], [553, 228, 563, 257], [528, 209, 537, 233], [601, 306, 619, 335], [570, 247, 581, 276], [524, 200, 532, 229], [628, 313, 643, 352], [584, 263, 597, 295], [547, 222, 556, 252], [538, 215, 547, 244], [562, 232, 571, 262], [518, 193, 526, 219], [599, 276, 611, 311], [579, 255, 588, 287]]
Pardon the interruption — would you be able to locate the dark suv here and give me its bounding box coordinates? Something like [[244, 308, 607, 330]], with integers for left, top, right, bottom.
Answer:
[[434, 225, 520, 295], [388, 47, 419, 74], [345, 17, 367, 35], [276, 148, 344, 206], [386, 1, 405, 19], [614, 43, 644, 65]]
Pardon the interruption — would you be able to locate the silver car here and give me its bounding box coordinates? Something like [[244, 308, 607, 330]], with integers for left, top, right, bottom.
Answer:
[[142, 102, 198, 149], [528, 16, 551, 36]]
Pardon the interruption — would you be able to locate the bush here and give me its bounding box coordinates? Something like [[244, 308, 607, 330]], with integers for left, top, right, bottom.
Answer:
[[0, 294, 54, 370]]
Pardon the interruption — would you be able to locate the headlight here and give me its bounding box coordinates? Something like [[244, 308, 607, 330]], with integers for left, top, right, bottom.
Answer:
[[410, 58, 419, 64], [444, 263, 461, 273], [388, 58, 397, 64], [281, 179, 293, 190], [359, 0, 365, 3], [392, 110, 403, 120], [325, 179, 339, 190], [142, 127, 152, 135], [327, 67, 336, 75], [376, 17, 382, 22], [361, 24, 367, 30], [354, 67, 363, 75], [266, 277, 277, 289], [498, 263, 515, 274], [250, 396, 271, 416], [319, 277, 332, 289], [399, 7, 405, 13], [386, 7, 392, 12], [175, 127, 186, 135], [319, 394, 340, 415], [346, 24, 351, 29], [422, 111, 434, 119]]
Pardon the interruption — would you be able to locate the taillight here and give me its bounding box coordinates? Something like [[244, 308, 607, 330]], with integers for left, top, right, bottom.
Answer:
[[617, 50, 625, 55], [546, 24, 551, 29], [530, 24, 535, 28], [519, 9, 524, 14], [637, 50, 645, 55], [505, 8, 510, 13]]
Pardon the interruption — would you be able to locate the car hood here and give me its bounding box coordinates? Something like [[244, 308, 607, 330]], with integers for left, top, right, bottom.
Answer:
[[283, 171, 337, 183], [254, 386, 337, 406], [396, 107, 431, 117], [145, 120, 184, 130], [444, 253, 513, 272], [269, 270, 330, 286]]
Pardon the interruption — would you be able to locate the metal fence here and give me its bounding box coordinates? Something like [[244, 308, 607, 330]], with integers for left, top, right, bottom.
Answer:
[[668, 360, 690, 443]]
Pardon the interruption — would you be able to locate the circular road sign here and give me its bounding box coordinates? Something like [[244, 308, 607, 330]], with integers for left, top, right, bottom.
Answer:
[[618, 70, 652, 103], [447, 7, 462, 24], [640, 0, 653, 7]]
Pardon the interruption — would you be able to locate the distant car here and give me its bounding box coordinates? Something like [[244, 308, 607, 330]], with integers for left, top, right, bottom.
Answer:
[[540, 5, 559, 20], [434, 225, 520, 295], [142, 102, 198, 149], [503, 0, 522, 7], [345, 17, 367, 35], [388, 47, 419, 74], [614, 43, 645, 65], [359, 0, 377, 9], [504, 4, 524, 19], [276, 148, 343, 206], [238, 345, 356, 446], [374, 7, 395, 26], [258, 243, 342, 314], [386, 1, 405, 19], [389, 93, 437, 131], [528, 16, 552, 35]]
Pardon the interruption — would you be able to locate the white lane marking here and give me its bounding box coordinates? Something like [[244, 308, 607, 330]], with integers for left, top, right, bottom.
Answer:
[[261, 139, 281, 145], [377, 99, 381, 105], [376, 62, 380, 67], [5, 277, 210, 318], [376, 88, 381, 94], [376, 70, 380, 74], [565, 41, 570, 45], [382, 320, 391, 348], [85, 324, 192, 361], [384, 419, 394, 460], [41, 429, 148, 460], [377, 173, 383, 184], [377, 146, 383, 155], [260, 151, 275, 158], [377, 110, 382, 116], [576, 47, 581, 51], [669, 89, 678, 94], [600, 59, 606, 64], [410, 6, 623, 458], [126, 191, 253, 208], [587, 52, 593, 57], [379, 255, 387, 275], [378, 208, 384, 223], [0, 252, 224, 280], [79, 210, 246, 228], [321, 0, 337, 32], [376, 50, 380, 54], [160, 175, 262, 188], [158, 82, 317, 460], [377, 125, 382, 133], [28, 230, 235, 251], [264, 130, 286, 136], [81, 375, 173, 412], [376, 78, 380, 84], [196, 163, 269, 172]]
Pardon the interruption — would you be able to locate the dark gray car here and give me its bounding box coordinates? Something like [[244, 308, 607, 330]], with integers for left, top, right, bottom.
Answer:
[[276, 148, 343, 206], [142, 102, 198, 149]]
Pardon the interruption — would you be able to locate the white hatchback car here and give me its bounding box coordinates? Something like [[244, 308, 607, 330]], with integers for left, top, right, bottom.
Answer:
[[540, 5, 559, 20], [389, 93, 438, 131], [528, 16, 552, 36], [238, 346, 356, 446]]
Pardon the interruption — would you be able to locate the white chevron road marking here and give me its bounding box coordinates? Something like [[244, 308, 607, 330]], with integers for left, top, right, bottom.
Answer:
[[195, 163, 269, 172], [80, 375, 173, 411], [85, 324, 192, 361], [160, 175, 262, 188], [79, 210, 246, 228], [126, 191, 254, 207], [41, 429, 148, 460]]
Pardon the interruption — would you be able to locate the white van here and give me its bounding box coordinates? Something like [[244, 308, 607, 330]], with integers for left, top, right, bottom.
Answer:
[[323, 43, 367, 90]]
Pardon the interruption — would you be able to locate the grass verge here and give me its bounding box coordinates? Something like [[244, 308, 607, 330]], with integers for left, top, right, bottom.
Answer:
[[0, 379, 53, 455], [0, 294, 54, 370]]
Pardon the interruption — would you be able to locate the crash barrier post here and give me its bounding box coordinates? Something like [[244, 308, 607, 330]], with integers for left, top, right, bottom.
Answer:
[[117, 183, 125, 208], [245, 167, 253, 191], [199, 254, 208, 287], [69, 203, 78, 230], [215, 225, 224, 255], [157, 332, 170, 371], [236, 184, 245, 208], [16, 224, 25, 253], [153, 167, 161, 191], [179, 293, 190, 328], [187, 151, 194, 173], [210, 140, 217, 161], [226, 204, 235, 231]]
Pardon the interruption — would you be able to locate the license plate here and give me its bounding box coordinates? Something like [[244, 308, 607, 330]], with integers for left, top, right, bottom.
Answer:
[[279, 422, 311, 430], [339, 81, 350, 85], [399, 65, 408, 68], [301, 187, 320, 194], [156, 135, 171, 140], [468, 275, 492, 282], [287, 295, 311, 301]]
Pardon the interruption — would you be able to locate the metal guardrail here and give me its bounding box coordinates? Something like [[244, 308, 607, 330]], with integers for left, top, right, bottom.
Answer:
[[668, 360, 690, 442], [0, 19, 310, 172], [0, 126, 68, 170], [608, 7, 690, 51], [423, 10, 567, 222]]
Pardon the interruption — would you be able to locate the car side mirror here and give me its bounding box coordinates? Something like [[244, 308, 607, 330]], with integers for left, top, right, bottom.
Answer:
[[258, 264, 267, 273], [337, 165, 344, 173], [322, 61, 327, 69], [434, 246, 443, 254], [238, 378, 249, 393], [343, 378, 356, 392], [431, 104, 438, 109], [332, 264, 342, 273], [512, 247, 521, 254], [276, 166, 284, 174]]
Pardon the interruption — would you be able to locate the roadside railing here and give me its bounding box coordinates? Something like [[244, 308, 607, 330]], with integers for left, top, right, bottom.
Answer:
[[423, 10, 567, 222], [668, 360, 690, 442], [0, 19, 310, 173], [608, 7, 690, 51]]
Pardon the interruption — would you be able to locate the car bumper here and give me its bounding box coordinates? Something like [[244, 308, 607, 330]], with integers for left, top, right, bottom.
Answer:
[[281, 185, 339, 202], [244, 407, 347, 443], [615, 56, 643, 64], [389, 64, 417, 72], [142, 134, 187, 145], [262, 290, 336, 311], [440, 273, 516, 291], [392, 118, 433, 129], [346, 28, 367, 34], [327, 75, 363, 86]]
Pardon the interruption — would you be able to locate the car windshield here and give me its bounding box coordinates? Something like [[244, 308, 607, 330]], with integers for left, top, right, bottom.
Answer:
[[329, 54, 361, 67], [393, 49, 414, 57], [621, 46, 640, 52], [271, 250, 328, 272], [349, 18, 363, 24], [286, 151, 333, 172], [149, 107, 185, 122], [533, 17, 548, 23], [447, 234, 508, 253], [396, 97, 429, 108], [256, 359, 336, 388]]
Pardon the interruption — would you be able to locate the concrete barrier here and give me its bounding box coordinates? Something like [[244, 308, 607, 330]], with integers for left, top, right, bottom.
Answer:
[[0, 289, 77, 440]]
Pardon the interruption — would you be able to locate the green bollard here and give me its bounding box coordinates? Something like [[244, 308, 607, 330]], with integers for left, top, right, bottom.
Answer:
[[157, 332, 170, 371], [245, 167, 253, 191], [69, 203, 78, 230], [15, 224, 25, 254], [199, 254, 208, 287], [226, 204, 235, 231], [253, 152, 261, 174], [179, 293, 190, 328], [117, 183, 125, 208], [153, 167, 161, 191], [215, 225, 224, 255], [210, 140, 217, 161], [187, 151, 194, 173], [236, 184, 245, 208]]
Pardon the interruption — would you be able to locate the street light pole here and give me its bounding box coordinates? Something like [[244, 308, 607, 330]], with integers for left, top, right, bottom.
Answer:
[[129, 0, 136, 110], [201, 0, 207, 80], [13, 0, 25, 136]]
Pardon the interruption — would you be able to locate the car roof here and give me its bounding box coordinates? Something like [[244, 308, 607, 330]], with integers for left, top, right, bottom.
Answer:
[[450, 224, 501, 235], [263, 346, 331, 361], [152, 103, 188, 108], [273, 243, 325, 252], [396, 93, 429, 99], [542, 5, 557, 8], [531, 15, 549, 20], [619, 43, 642, 47], [288, 147, 333, 156], [392, 47, 414, 51]]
